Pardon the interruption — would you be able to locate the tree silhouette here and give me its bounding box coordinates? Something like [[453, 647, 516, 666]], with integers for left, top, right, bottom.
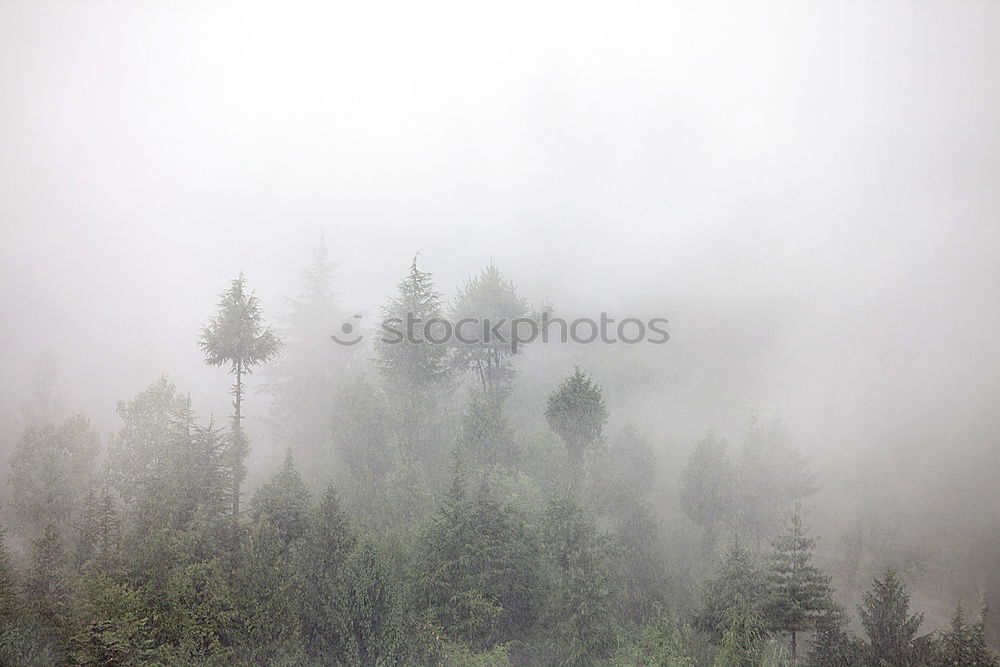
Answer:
[[200, 273, 281, 519]]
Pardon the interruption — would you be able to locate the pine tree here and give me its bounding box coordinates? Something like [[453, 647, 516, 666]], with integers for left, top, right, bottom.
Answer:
[[24, 524, 69, 628], [297, 483, 357, 663], [541, 487, 617, 665], [762, 505, 842, 663], [7, 414, 100, 535], [267, 235, 353, 487], [375, 256, 455, 482], [858, 568, 926, 667], [934, 599, 998, 667], [200, 272, 281, 519], [734, 417, 817, 546], [680, 432, 735, 553], [77, 486, 120, 565], [451, 262, 529, 403], [232, 518, 305, 665], [545, 367, 608, 470], [343, 541, 404, 666], [249, 449, 311, 547], [418, 464, 541, 649], [695, 539, 767, 643], [807, 625, 864, 667]]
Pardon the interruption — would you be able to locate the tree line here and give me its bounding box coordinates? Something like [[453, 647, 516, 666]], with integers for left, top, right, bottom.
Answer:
[[1, 237, 996, 665]]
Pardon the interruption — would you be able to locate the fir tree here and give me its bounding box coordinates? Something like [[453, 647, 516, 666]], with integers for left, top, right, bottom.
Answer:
[[762, 505, 842, 663], [680, 431, 735, 553], [858, 568, 928, 667], [200, 272, 281, 519], [451, 262, 529, 403], [297, 483, 357, 663], [249, 449, 311, 547], [545, 367, 608, 470], [695, 539, 767, 643], [343, 541, 404, 666]]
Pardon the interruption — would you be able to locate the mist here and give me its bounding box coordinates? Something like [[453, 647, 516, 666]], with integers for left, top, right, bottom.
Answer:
[[2, 1, 999, 664]]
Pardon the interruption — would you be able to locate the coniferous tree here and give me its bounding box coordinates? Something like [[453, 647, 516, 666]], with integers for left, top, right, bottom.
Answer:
[[695, 539, 767, 643], [267, 235, 353, 487], [7, 415, 99, 535], [25, 524, 69, 630], [418, 462, 541, 650], [680, 432, 735, 553], [807, 625, 864, 667], [933, 599, 998, 667], [233, 518, 304, 665], [249, 449, 311, 548], [343, 541, 404, 666], [375, 256, 456, 486], [451, 262, 529, 404], [545, 367, 608, 471], [762, 505, 842, 663], [297, 482, 356, 662], [735, 417, 817, 546], [541, 487, 618, 665], [200, 272, 281, 519], [77, 486, 120, 566], [858, 568, 929, 667]]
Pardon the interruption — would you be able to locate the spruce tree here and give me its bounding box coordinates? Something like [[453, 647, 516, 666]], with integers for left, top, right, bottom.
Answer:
[[935, 599, 998, 667], [451, 262, 528, 403], [858, 568, 927, 666], [343, 541, 403, 666], [680, 432, 735, 553], [249, 449, 311, 547], [762, 505, 842, 662], [695, 539, 766, 643], [200, 272, 281, 519], [544, 367, 608, 470], [297, 483, 356, 663]]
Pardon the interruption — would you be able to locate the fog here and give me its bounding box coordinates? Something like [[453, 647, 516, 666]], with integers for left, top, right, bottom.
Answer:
[[2, 1, 999, 663]]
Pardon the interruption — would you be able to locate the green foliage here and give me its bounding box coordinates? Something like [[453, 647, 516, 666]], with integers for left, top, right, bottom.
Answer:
[[7, 415, 100, 534], [713, 600, 768, 667], [343, 540, 404, 666], [199, 272, 282, 377], [297, 483, 356, 663], [540, 487, 618, 665], [249, 449, 311, 547], [545, 367, 608, 467], [68, 575, 157, 665], [762, 505, 843, 659], [933, 600, 999, 667], [680, 432, 734, 547], [610, 608, 696, 666], [451, 262, 529, 401], [200, 272, 281, 518], [695, 540, 766, 642], [807, 625, 865, 667], [232, 518, 305, 665], [858, 568, 926, 667], [417, 461, 541, 650], [266, 235, 353, 489]]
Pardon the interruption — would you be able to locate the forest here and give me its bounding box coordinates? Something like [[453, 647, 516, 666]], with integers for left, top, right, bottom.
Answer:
[[0, 238, 996, 666]]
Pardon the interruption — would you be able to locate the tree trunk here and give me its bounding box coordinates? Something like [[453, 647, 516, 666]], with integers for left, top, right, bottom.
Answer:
[[233, 366, 242, 519]]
